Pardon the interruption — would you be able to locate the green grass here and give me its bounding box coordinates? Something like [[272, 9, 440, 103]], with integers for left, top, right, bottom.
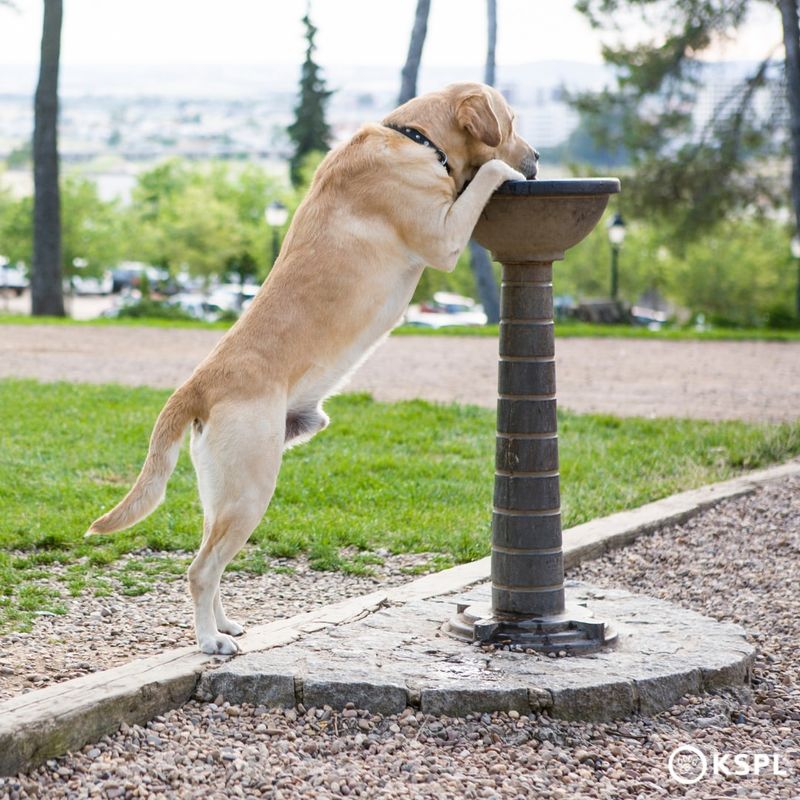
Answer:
[[2, 377, 800, 631], [0, 312, 232, 331], [3, 313, 800, 341], [394, 322, 800, 342]]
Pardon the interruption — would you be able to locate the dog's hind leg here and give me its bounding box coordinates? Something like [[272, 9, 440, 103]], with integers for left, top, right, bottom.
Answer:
[[188, 399, 284, 655], [192, 513, 241, 636], [213, 587, 242, 637]]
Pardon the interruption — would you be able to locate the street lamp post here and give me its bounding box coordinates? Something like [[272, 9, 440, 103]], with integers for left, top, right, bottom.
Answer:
[[606, 212, 626, 302], [791, 235, 800, 319], [265, 201, 289, 268]]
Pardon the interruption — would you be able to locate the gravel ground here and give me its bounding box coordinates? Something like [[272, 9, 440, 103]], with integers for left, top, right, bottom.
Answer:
[[0, 551, 436, 702], [2, 324, 800, 421], [2, 476, 798, 799]]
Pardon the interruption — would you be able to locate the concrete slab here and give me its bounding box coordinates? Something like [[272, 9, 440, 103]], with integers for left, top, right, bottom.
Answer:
[[199, 581, 755, 722]]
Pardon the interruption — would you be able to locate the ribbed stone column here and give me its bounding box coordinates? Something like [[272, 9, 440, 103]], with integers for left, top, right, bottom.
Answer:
[[493, 261, 564, 617], [446, 178, 620, 653]]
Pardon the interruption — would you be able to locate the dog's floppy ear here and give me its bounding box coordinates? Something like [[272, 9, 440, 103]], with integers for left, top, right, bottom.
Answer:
[[456, 91, 502, 148]]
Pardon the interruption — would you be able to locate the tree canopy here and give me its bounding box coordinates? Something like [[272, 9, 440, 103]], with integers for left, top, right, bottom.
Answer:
[[129, 161, 285, 282], [1, 177, 122, 280], [572, 0, 793, 241]]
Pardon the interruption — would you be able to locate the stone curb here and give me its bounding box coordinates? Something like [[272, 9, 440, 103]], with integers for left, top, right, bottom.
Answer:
[[1, 458, 797, 775], [0, 591, 388, 777]]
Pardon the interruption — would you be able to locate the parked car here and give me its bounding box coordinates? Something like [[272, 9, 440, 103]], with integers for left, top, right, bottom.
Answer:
[[404, 292, 488, 328], [167, 293, 225, 322], [574, 299, 630, 324], [554, 295, 576, 321], [110, 263, 170, 294], [208, 283, 259, 313], [70, 271, 113, 296], [0, 261, 28, 296], [631, 305, 669, 330]]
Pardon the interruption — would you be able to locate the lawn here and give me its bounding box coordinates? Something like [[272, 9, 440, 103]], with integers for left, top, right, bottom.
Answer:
[[3, 312, 800, 341], [393, 322, 800, 341], [2, 377, 800, 631]]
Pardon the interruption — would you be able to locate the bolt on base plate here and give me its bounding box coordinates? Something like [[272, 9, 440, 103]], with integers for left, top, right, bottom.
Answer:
[[445, 602, 618, 655]]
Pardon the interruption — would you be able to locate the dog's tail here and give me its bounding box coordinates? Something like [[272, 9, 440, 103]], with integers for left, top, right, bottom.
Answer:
[[86, 383, 201, 536]]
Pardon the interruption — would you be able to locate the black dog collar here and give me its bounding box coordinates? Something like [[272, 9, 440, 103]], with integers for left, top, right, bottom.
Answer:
[[385, 124, 449, 173]]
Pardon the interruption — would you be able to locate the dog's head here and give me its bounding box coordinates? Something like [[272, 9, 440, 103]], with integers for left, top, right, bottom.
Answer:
[[384, 82, 539, 192]]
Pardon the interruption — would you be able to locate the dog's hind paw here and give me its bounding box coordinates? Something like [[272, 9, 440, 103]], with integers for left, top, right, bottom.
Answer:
[[198, 633, 240, 655], [217, 619, 245, 637]]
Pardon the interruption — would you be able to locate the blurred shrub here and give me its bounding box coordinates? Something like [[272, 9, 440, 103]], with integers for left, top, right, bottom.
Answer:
[[116, 299, 194, 321]]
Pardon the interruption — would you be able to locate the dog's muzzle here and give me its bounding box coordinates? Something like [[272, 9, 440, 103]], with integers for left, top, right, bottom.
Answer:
[[520, 149, 540, 180]]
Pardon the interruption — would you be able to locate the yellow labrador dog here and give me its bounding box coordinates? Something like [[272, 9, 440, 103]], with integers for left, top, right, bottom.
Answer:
[[87, 82, 539, 654]]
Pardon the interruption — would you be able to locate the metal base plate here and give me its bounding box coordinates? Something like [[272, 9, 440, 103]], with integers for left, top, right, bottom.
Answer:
[[445, 602, 618, 654]]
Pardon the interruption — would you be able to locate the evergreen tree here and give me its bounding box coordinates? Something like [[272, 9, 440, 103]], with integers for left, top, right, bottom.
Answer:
[[287, 7, 332, 187], [572, 0, 798, 247]]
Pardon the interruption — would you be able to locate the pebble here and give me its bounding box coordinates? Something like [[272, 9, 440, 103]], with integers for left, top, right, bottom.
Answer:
[[0, 551, 439, 701]]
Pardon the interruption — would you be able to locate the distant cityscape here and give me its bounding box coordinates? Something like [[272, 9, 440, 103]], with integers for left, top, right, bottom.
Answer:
[[0, 60, 779, 203]]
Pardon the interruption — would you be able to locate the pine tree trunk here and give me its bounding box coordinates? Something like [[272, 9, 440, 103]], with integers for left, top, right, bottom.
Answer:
[[469, 0, 500, 324], [399, 0, 431, 105], [32, 0, 64, 316], [485, 0, 497, 87], [468, 240, 500, 323], [780, 1, 800, 228]]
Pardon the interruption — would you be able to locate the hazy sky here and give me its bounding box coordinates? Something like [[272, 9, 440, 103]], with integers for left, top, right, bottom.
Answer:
[[0, 0, 783, 68]]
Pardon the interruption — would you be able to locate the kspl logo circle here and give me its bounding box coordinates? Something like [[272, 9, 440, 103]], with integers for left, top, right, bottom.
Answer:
[[668, 744, 708, 785]]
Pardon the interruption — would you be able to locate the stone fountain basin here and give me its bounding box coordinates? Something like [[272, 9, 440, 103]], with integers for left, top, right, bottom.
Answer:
[[473, 178, 621, 262]]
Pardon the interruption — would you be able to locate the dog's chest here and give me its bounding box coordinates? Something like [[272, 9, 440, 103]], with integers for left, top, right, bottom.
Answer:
[[290, 264, 423, 404]]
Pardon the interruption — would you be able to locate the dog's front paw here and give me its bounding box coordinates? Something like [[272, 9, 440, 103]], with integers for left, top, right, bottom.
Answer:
[[481, 159, 527, 188], [198, 633, 241, 655], [495, 161, 527, 184]]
